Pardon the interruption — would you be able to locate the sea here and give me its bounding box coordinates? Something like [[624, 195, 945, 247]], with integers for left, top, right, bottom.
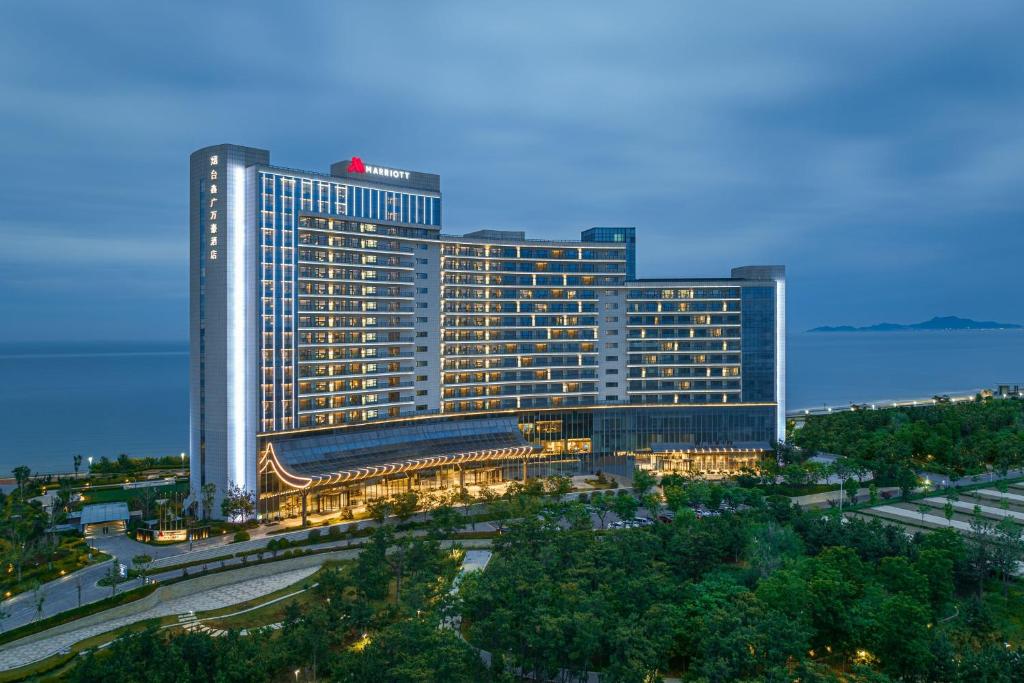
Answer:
[[1, 330, 1022, 475]]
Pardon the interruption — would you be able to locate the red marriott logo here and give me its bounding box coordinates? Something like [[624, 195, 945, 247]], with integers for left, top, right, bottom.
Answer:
[[346, 156, 366, 173]]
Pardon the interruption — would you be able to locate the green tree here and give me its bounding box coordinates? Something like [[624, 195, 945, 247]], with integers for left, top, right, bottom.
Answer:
[[611, 493, 639, 523], [592, 493, 613, 529], [366, 497, 394, 525], [219, 484, 254, 522], [632, 468, 657, 498], [11, 466, 31, 499], [391, 491, 420, 524], [200, 482, 216, 520], [132, 554, 153, 583], [335, 618, 490, 682]]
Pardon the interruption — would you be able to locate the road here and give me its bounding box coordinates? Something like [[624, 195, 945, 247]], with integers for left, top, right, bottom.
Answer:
[[788, 390, 984, 418]]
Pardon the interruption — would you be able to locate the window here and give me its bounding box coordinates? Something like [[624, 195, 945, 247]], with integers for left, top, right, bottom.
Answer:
[[416, 345, 428, 352], [417, 258, 428, 264], [416, 302, 428, 308], [417, 360, 428, 367], [416, 273, 427, 280], [416, 404, 428, 410], [606, 369, 618, 375], [416, 331, 427, 337], [416, 389, 428, 396], [605, 355, 618, 361], [416, 375, 428, 382], [417, 287, 429, 294], [417, 316, 428, 323], [605, 381, 619, 388], [607, 395, 619, 402]]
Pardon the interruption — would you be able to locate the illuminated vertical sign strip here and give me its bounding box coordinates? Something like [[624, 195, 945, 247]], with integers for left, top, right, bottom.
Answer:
[[229, 162, 248, 493], [775, 277, 786, 442]]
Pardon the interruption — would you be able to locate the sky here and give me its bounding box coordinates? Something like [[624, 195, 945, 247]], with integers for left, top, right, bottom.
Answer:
[[1, 1, 1022, 342]]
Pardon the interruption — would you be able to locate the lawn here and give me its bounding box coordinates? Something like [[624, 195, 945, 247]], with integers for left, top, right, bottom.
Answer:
[[78, 481, 188, 506]]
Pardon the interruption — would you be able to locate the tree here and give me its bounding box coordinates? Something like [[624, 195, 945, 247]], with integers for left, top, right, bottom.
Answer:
[[335, 616, 490, 682], [641, 492, 661, 518], [428, 497, 461, 540], [485, 497, 513, 535], [943, 501, 955, 526], [917, 503, 930, 523], [132, 554, 153, 583], [611, 493, 639, 523], [992, 516, 1023, 595], [32, 581, 45, 621], [592, 493, 613, 529], [632, 468, 657, 498], [746, 521, 804, 579], [200, 483, 216, 520], [391, 492, 420, 524], [219, 484, 255, 522], [366, 497, 394, 525], [544, 475, 572, 502], [844, 476, 859, 506], [11, 466, 31, 499], [73, 454, 83, 477]]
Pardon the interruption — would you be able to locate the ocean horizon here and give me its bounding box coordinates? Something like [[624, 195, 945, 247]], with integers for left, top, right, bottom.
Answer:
[[1, 329, 1022, 474]]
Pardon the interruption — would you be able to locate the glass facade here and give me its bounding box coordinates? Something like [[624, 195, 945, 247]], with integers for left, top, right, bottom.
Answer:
[[625, 283, 743, 405], [581, 227, 636, 280], [440, 236, 628, 413], [256, 168, 440, 433]]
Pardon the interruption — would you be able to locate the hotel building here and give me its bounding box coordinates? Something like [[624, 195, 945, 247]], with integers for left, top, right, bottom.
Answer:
[[190, 144, 785, 519]]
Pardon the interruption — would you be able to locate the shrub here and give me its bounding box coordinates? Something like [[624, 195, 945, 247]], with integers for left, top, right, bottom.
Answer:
[[232, 530, 250, 543], [327, 526, 343, 540], [307, 529, 321, 544], [577, 493, 590, 503]]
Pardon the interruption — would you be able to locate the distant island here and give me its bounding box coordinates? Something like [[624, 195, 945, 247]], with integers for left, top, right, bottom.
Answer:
[[808, 315, 1022, 333]]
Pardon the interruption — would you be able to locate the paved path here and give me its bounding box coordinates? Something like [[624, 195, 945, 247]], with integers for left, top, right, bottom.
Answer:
[[0, 567, 319, 671], [925, 498, 1024, 523], [970, 489, 1024, 505], [861, 505, 977, 532]]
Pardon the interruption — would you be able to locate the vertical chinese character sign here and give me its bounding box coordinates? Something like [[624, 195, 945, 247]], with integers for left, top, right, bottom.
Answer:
[[208, 155, 219, 260]]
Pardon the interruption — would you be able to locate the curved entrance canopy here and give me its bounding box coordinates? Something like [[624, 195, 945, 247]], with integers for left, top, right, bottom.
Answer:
[[263, 416, 541, 490]]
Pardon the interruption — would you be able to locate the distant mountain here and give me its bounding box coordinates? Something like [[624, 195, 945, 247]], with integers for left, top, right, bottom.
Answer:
[[809, 316, 1022, 333]]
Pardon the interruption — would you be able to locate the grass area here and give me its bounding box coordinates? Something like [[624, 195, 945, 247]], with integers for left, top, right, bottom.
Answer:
[[77, 481, 188, 506]]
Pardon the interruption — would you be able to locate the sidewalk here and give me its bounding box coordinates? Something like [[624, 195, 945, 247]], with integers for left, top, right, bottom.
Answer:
[[0, 566, 321, 672]]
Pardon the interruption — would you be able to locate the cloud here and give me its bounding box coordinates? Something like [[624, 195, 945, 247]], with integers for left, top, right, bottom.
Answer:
[[0, 0, 1021, 339]]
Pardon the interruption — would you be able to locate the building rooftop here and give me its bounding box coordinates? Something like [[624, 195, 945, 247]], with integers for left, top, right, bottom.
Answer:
[[79, 502, 130, 526], [267, 416, 540, 486]]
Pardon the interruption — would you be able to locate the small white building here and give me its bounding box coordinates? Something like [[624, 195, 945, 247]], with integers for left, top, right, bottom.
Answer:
[[78, 502, 130, 536]]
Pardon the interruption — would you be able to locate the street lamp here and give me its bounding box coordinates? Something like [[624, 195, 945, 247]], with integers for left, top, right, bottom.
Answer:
[[294, 669, 300, 681], [87, 456, 93, 467]]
